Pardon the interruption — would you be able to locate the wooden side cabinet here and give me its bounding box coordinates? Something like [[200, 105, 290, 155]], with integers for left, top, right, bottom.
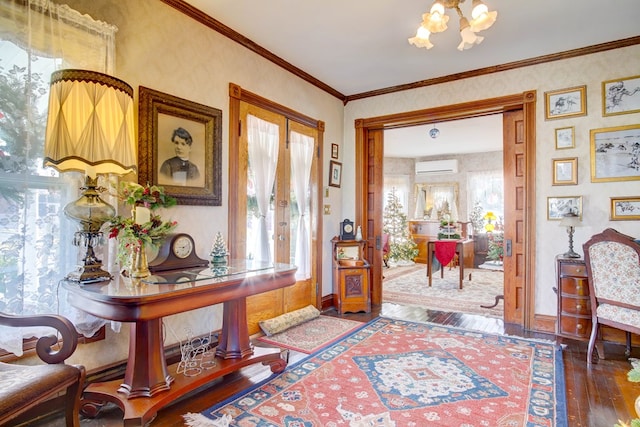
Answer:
[[332, 238, 371, 314], [556, 256, 591, 340]]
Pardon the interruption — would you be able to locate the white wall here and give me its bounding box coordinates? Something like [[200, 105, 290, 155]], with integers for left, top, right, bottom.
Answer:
[[344, 45, 640, 318]]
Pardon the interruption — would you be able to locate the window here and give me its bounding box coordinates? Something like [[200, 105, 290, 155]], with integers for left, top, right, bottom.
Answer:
[[0, 0, 117, 355]]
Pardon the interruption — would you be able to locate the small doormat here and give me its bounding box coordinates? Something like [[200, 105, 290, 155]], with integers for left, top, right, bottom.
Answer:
[[256, 315, 364, 354]]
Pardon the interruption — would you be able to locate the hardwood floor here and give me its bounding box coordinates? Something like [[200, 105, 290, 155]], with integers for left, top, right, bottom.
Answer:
[[34, 303, 637, 426]]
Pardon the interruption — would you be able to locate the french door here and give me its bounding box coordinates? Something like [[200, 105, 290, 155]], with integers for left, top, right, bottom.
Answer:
[[228, 84, 323, 334]]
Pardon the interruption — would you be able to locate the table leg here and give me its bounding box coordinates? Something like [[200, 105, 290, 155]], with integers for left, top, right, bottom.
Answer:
[[216, 297, 253, 359], [118, 318, 172, 398], [458, 243, 464, 290], [427, 243, 433, 287]]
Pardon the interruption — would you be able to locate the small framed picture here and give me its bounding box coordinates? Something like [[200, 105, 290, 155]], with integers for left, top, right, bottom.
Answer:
[[610, 197, 640, 221], [547, 196, 582, 220], [331, 143, 339, 159], [590, 124, 640, 183], [555, 126, 575, 149], [602, 75, 640, 116], [552, 158, 578, 185], [545, 85, 587, 120], [328, 160, 342, 188]]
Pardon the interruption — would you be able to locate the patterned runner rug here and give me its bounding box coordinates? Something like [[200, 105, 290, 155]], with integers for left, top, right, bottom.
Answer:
[[256, 315, 364, 354], [384, 264, 504, 318], [184, 317, 567, 427]]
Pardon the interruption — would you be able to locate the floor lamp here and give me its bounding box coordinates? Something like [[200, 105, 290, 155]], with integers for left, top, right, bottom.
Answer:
[[43, 69, 137, 283]]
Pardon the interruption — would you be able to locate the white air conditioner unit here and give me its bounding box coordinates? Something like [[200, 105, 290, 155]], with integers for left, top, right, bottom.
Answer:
[[415, 159, 458, 175]]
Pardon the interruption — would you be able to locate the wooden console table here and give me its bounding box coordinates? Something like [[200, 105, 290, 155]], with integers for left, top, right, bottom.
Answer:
[[427, 239, 473, 289], [63, 260, 297, 426]]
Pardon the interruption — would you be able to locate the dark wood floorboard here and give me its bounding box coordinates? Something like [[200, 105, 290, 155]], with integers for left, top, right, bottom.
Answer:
[[32, 302, 637, 426]]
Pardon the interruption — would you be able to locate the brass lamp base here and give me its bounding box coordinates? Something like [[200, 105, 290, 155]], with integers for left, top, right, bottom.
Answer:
[[66, 233, 112, 284]]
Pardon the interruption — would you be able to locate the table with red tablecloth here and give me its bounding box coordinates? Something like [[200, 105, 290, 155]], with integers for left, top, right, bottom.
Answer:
[[427, 239, 473, 289]]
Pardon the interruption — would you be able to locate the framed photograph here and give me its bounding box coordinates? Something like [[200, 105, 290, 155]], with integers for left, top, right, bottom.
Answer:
[[553, 158, 578, 185], [138, 87, 222, 206], [590, 124, 640, 183], [328, 160, 342, 188], [545, 85, 587, 120], [547, 196, 582, 220], [331, 143, 339, 160], [555, 126, 575, 149], [610, 197, 640, 220], [602, 75, 640, 116]]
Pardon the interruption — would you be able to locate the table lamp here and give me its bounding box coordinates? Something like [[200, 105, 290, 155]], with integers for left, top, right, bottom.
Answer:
[[484, 211, 497, 232], [559, 212, 581, 258], [43, 69, 136, 283]]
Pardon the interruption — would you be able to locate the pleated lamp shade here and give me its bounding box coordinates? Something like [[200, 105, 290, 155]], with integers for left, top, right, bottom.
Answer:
[[43, 69, 136, 177]]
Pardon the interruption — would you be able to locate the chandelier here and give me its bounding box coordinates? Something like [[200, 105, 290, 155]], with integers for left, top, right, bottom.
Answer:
[[408, 0, 497, 51]]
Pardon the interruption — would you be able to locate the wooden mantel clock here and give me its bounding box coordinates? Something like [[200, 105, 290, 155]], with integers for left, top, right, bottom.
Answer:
[[149, 233, 209, 272]]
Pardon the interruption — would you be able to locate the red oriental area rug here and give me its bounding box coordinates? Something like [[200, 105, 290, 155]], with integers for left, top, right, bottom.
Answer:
[[185, 317, 567, 427]]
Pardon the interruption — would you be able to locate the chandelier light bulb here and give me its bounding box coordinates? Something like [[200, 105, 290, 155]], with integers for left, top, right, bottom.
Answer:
[[457, 17, 483, 51], [408, 25, 434, 49], [470, 0, 497, 32]]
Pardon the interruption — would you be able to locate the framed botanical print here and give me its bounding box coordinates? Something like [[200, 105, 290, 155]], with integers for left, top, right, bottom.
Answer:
[[329, 160, 342, 188], [610, 197, 640, 220]]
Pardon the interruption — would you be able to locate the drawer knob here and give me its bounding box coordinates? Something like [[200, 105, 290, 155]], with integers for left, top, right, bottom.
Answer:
[[576, 304, 582, 310], [576, 268, 583, 273], [577, 324, 583, 330]]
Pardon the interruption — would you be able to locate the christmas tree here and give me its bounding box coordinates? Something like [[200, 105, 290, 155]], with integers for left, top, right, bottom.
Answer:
[[210, 232, 228, 265], [383, 188, 419, 264]]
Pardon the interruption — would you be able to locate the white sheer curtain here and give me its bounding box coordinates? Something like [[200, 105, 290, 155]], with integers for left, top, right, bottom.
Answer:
[[0, 0, 117, 355], [290, 131, 313, 280], [467, 170, 504, 219], [247, 114, 279, 263]]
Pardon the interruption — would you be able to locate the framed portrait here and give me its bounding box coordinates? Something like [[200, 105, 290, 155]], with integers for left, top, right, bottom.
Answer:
[[590, 124, 640, 183], [547, 196, 582, 220], [331, 143, 339, 160], [328, 160, 342, 188], [602, 75, 640, 116], [555, 126, 575, 149], [610, 197, 640, 221], [545, 85, 587, 120], [552, 158, 578, 185], [138, 87, 222, 206]]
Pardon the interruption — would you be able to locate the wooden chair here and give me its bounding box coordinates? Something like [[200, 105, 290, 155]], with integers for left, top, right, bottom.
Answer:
[[582, 228, 640, 365], [0, 312, 86, 426]]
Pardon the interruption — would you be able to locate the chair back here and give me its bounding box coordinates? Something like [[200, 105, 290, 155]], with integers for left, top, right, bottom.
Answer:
[[583, 228, 640, 307]]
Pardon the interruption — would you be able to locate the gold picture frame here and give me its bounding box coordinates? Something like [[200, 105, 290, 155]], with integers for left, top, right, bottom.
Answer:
[[610, 197, 640, 220], [590, 124, 640, 183], [138, 87, 222, 206], [602, 75, 640, 117], [554, 126, 575, 149], [552, 157, 578, 185], [547, 196, 582, 220], [545, 85, 587, 120], [328, 160, 342, 188]]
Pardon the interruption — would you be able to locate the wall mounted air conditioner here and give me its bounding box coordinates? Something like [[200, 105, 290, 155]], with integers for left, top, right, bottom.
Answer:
[[415, 159, 458, 175]]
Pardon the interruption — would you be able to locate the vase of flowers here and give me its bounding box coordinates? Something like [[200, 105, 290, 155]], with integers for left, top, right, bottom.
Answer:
[[108, 182, 178, 278]]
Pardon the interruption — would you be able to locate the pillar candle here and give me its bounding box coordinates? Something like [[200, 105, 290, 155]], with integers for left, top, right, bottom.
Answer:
[[135, 206, 151, 225]]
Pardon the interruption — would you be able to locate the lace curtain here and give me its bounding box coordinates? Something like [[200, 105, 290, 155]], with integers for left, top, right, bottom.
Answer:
[[246, 114, 279, 263], [289, 131, 313, 280], [0, 0, 117, 355]]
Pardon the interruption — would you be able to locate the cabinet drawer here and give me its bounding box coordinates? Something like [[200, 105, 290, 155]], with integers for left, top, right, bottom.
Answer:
[[560, 316, 591, 338], [560, 263, 587, 277], [561, 296, 591, 315], [560, 277, 589, 296]]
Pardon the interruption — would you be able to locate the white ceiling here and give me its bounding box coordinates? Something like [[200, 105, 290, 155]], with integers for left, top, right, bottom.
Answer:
[[181, 0, 639, 157]]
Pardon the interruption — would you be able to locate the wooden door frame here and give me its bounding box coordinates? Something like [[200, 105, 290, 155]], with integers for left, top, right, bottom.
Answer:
[[228, 83, 325, 310], [355, 91, 536, 329]]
